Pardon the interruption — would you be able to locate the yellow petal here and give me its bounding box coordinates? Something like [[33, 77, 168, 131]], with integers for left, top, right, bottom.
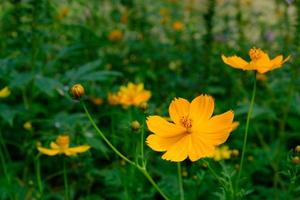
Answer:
[[0, 87, 11, 98], [146, 134, 185, 152], [197, 111, 235, 145], [146, 116, 186, 137], [161, 135, 189, 162], [189, 95, 214, 127], [134, 91, 151, 105], [37, 146, 60, 156], [50, 142, 59, 149], [188, 134, 215, 161], [168, 98, 190, 125], [64, 145, 91, 156], [221, 55, 249, 70], [271, 55, 290, 70]]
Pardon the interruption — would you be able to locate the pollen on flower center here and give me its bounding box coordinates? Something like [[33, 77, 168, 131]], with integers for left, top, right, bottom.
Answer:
[[180, 116, 192, 131], [249, 48, 263, 60], [56, 135, 70, 148]]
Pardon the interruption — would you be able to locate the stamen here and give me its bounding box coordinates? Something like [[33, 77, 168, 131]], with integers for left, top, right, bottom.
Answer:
[[249, 47, 263, 60], [180, 116, 192, 131]]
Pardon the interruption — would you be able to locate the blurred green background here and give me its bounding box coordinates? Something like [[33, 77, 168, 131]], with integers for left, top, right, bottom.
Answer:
[[0, 0, 299, 199]]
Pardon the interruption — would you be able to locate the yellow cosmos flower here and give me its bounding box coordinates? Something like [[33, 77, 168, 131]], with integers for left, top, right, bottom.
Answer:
[[37, 135, 90, 156], [172, 21, 184, 31], [108, 83, 151, 107], [0, 87, 11, 98], [108, 29, 123, 42], [146, 95, 237, 162], [90, 96, 103, 106], [211, 145, 232, 161], [222, 47, 290, 74]]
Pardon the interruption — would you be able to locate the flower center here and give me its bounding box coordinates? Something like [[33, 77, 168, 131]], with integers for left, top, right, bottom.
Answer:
[[180, 116, 192, 132], [249, 48, 263, 60], [56, 135, 70, 148]]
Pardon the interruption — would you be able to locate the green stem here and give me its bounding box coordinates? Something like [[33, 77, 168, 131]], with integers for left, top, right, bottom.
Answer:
[[177, 163, 184, 200], [35, 155, 43, 197], [82, 102, 134, 165], [141, 114, 145, 164], [237, 73, 257, 183], [139, 167, 170, 200], [63, 158, 70, 200], [81, 101, 169, 200]]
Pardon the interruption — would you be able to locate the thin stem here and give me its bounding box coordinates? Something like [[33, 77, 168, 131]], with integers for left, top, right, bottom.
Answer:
[[141, 114, 145, 164], [35, 155, 43, 197], [81, 101, 135, 166], [177, 163, 184, 200], [81, 101, 170, 200], [139, 167, 170, 200], [63, 158, 70, 200], [237, 73, 257, 183]]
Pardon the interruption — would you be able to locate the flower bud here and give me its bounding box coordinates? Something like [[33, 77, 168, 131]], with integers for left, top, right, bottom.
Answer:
[[140, 102, 148, 112], [131, 120, 141, 131], [292, 156, 300, 165], [295, 145, 300, 153], [231, 149, 239, 157], [71, 84, 85, 99]]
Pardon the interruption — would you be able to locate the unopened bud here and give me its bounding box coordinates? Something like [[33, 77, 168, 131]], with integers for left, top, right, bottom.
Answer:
[[295, 145, 300, 153], [292, 156, 300, 164], [131, 120, 141, 131], [71, 84, 85, 99], [231, 149, 239, 157]]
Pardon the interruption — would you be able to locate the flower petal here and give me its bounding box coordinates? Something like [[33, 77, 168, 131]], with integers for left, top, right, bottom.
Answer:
[[161, 135, 189, 162], [169, 98, 190, 125], [221, 55, 250, 70], [64, 145, 91, 156], [146, 134, 185, 152], [134, 91, 151, 105], [50, 142, 59, 149], [196, 111, 235, 145], [188, 134, 215, 161], [189, 95, 214, 127], [271, 55, 290, 70], [37, 146, 60, 156], [147, 116, 186, 137]]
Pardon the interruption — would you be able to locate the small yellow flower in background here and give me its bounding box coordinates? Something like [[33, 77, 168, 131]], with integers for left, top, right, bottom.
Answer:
[[23, 121, 32, 130], [108, 82, 151, 107], [295, 145, 300, 153], [222, 47, 290, 74], [172, 21, 184, 31], [89, 96, 103, 106], [37, 135, 90, 156], [108, 93, 120, 105], [57, 6, 70, 20], [292, 156, 300, 165], [211, 145, 232, 161], [256, 73, 268, 81], [0, 86, 11, 98], [146, 95, 238, 162], [108, 29, 123, 42], [70, 84, 85, 99]]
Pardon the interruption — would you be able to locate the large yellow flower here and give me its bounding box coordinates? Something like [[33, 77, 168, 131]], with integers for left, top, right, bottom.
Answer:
[[146, 95, 237, 162], [0, 86, 11, 98], [222, 47, 290, 74], [108, 83, 151, 107], [37, 135, 90, 156]]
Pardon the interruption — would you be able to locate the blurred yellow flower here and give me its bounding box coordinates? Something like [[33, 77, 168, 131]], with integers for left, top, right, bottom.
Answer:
[[0, 86, 11, 98], [146, 95, 238, 162], [222, 47, 290, 74], [211, 145, 232, 161], [172, 21, 184, 31], [23, 121, 32, 130], [37, 135, 90, 156], [108, 29, 123, 42], [108, 83, 151, 107], [57, 6, 70, 20]]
